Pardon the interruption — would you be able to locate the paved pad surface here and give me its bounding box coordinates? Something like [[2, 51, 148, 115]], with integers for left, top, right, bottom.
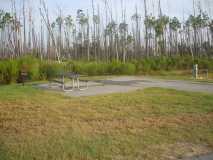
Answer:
[[38, 76, 213, 97]]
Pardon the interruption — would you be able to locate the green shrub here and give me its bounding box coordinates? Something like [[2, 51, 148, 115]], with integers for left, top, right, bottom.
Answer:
[[140, 59, 152, 73], [107, 61, 121, 74], [0, 60, 18, 84], [40, 62, 65, 80], [96, 63, 109, 75], [177, 56, 194, 70], [66, 61, 136, 76], [120, 63, 136, 75], [0, 56, 212, 85], [84, 63, 107, 76], [197, 58, 213, 70], [67, 61, 107, 76], [18, 56, 40, 80], [106, 61, 135, 75], [66, 61, 84, 74]]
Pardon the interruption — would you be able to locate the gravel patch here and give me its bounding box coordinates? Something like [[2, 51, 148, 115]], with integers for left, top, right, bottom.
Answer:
[[37, 76, 213, 97]]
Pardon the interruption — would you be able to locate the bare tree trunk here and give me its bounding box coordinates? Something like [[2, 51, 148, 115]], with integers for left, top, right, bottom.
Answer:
[[40, 0, 61, 62], [144, 0, 148, 57], [23, 0, 26, 53], [87, 11, 90, 61], [91, 0, 96, 60]]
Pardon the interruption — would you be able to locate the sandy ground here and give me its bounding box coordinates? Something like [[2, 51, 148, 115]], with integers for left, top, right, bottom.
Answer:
[[37, 76, 213, 97]]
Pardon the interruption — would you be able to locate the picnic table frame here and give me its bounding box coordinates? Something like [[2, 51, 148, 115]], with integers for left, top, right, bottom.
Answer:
[[49, 72, 88, 91]]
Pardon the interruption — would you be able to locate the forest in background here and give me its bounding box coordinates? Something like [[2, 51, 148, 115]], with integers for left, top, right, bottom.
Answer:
[[0, 0, 213, 63]]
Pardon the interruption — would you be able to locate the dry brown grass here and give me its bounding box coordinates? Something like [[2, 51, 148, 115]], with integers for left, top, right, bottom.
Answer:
[[0, 85, 213, 160]]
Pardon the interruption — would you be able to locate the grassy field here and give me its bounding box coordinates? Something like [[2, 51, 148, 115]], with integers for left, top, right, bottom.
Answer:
[[0, 84, 213, 160]]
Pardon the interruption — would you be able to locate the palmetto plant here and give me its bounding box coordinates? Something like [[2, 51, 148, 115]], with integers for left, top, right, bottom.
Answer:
[[169, 17, 181, 32], [0, 11, 13, 29]]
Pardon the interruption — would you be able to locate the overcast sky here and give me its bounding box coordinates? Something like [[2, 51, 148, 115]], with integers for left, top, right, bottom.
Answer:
[[0, 0, 212, 21]]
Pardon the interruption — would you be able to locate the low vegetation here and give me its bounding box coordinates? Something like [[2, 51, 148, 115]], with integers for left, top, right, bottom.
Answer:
[[0, 56, 213, 84], [0, 85, 212, 160]]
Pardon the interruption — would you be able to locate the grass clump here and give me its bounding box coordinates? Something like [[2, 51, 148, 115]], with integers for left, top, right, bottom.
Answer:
[[0, 56, 40, 84], [108, 61, 136, 75], [66, 60, 136, 76], [18, 56, 40, 80], [0, 59, 19, 84], [40, 61, 65, 80]]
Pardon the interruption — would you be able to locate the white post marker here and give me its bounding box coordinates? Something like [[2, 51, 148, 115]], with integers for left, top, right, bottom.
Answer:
[[77, 77, 80, 89], [72, 78, 75, 88], [194, 64, 198, 79], [62, 75, 65, 90]]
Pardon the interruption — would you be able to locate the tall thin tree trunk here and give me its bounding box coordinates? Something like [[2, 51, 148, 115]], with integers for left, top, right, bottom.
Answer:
[[144, 0, 148, 57]]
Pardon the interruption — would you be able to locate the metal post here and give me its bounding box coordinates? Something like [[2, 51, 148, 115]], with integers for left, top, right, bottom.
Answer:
[[206, 69, 209, 79], [194, 64, 198, 79], [72, 78, 75, 88], [77, 78, 80, 89], [62, 75, 65, 90]]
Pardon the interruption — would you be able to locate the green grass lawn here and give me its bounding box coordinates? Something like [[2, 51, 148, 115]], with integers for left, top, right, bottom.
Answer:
[[0, 84, 213, 160]]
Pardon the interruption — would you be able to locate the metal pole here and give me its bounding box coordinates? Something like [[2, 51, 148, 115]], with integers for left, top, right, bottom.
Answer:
[[194, 64, 198, 79], [62, 75, 65, 90]]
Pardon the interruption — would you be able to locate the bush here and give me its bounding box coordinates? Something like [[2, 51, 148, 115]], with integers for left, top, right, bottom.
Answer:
[[84, 62, 108, 76], [107, 61, 122, 74], [67, 61, 109, 76], [66, 61, 136, 76], [134, 56, 207, 73], [0, 56, 212, 85], [0, 60, 18, 84], [40, 62, 65, 80], [18, 56, 40, 80], [138, 59, 152, 73], [197, 58, 213, 70]]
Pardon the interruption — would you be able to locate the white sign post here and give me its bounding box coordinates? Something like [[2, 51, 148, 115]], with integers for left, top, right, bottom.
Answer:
[[194, 64, 198, 79]]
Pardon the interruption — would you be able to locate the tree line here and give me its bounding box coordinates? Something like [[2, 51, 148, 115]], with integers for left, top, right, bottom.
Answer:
[[0, 0, 213, 62]]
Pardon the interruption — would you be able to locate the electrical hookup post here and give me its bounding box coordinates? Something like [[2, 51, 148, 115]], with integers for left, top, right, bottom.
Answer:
[[193, 64, 198, 79]]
